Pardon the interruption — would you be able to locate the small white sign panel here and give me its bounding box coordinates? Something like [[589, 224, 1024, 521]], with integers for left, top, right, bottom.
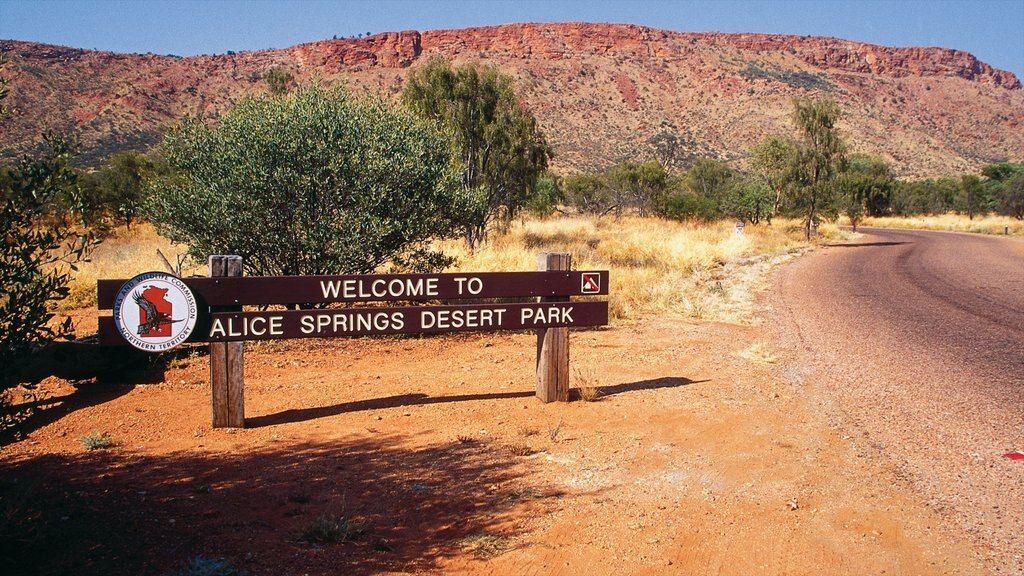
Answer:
[[581, 272, 601, 294], [112, 272, 198, 352]]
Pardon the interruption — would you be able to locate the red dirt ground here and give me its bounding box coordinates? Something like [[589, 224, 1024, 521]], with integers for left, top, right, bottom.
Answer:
[[1, 310, 987, 575]]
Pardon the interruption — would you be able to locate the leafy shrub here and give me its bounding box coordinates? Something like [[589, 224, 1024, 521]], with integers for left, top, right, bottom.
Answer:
[[654, 190, 718, 221], [1, 135, 96, 390], [563, 172, 616, 215], [721, 177, 774, 224], [263, 66, 293, 95], [146, 86, 466, 276], [79, 150, 164, 230], [525, 172, 562, 217], [563, 161, 673, 216]]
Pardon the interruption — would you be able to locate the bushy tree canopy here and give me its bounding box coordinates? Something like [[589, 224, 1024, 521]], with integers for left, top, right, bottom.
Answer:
[[750, 136, 799, 214], [403, 57, 550, 246], [998, 173, 1024, 220], [146, 85, 465, 276], [80, 150, 161, 229], [790, 97, 846, 239]]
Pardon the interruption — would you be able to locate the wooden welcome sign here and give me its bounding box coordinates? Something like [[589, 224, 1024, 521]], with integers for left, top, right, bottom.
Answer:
[[97, 253, 609, 428]]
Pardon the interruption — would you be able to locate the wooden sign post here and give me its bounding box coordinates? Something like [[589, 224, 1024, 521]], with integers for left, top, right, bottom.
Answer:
[[98, 255, 609, 428], [209, 255, 244, 428], [536, 253, 570, 403]]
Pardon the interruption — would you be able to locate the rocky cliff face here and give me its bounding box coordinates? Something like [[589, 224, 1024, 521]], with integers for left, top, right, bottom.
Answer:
[[2, 22, 1021, 176]]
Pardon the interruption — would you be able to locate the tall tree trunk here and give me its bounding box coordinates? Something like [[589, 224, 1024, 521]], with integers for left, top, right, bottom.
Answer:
[[804, 192, 815, 242]]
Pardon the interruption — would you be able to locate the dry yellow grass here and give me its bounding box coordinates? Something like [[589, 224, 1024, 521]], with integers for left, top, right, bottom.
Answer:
[[440, 216, 839, 322], [737, 342, 778, 365], [60, 223, 200, 310], [848, 214, 1024, 237], [65, 216, 840, 322]]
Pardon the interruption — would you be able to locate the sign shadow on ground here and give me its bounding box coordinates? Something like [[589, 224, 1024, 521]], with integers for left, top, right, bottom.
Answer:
[[247, 376, 704, 428]]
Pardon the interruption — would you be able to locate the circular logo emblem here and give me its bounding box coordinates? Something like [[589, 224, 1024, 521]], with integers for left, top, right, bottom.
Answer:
[[112, 272, 199, 352]]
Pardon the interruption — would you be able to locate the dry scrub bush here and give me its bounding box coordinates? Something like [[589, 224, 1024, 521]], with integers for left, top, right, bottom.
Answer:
[[460, 533, 512, 559], [506, 443, 534, 456], [297, 512, 366, 545], [573, 366, 602, 401], [79, 431, 114, 450]]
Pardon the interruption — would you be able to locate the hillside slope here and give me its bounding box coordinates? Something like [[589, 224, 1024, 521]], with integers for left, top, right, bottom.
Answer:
[[2, 22, 1021, 176]]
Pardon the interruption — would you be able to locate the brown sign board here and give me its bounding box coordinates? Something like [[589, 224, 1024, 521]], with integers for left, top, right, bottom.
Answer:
[[98, 255, 605, 424], [97, 271, 609, 309], [98, 301, 608, 345]]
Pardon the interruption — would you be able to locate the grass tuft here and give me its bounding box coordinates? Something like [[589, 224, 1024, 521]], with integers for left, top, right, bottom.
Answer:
[[573, 366, 602, 401], [547, 419, 563, 443], [297, 512, 367, 545], [738, 342, 778, 364], [506, 443, 534, 457], [80, 431, 115, 450], [460, 533, 512, 559], [517, 425, 539, 437], [506, 485, 549, 502], [438, 216, 816, 322]]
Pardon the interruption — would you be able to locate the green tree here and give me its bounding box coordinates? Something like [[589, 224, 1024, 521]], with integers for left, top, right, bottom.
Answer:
[[981, 162, 1024, 182], [957, 174, 986, 220], [652, 158, 733, 222], [264, 66, 294, 96], [980, 163, 1023, 215], [1, 135, 96, 390], [790, 97, 846, 240], [685, 158, 733, 205], [722, 176, 774, 224], [891, 178, 956, 216], [403, 57, 551, 246], [750, 136, 798, 216], [95, 151, 159, 228], [146, 85, 465, 277], [834, 154, 894, 228], [562, 172, 616, 215], [997, 173, 1024, 220], [605, 160, 671, 216], [525, 172, 562, 217]]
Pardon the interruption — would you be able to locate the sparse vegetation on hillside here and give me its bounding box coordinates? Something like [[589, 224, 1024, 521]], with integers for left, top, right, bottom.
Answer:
[[264, 66, 293, 95], [3, 24, 1022, 173]]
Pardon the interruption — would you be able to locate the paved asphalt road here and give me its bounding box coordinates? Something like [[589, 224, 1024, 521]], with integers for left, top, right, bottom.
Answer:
[[773, 227, 1024, 573]]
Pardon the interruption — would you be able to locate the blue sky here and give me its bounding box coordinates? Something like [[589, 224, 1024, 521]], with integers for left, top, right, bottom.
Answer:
[[2, 0, 1022, 77]]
